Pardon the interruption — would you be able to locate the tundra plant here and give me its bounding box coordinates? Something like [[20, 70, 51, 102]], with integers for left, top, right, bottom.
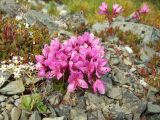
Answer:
[[132, 4, 149, 20], [35, 32, 110, 94], [99, 2, 123, 25]]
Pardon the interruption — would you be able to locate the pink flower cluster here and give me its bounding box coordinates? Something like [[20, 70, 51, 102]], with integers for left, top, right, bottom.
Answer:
[[35, 32, 111, 94], [99, 2, 123, 15], [132, 4, 149, 20]]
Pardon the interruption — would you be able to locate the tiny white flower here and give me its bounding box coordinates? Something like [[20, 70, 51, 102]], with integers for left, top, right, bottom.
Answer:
[[140, 79, 147, 87], [0, 76, 5, 84], [15, 15, 23, 21]]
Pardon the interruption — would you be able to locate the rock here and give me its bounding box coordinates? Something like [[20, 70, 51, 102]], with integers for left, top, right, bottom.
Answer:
[[1, 111, 9, 120], [0, 0, 21, 16], [54, 104, 71, 118], [124, 46, 133, 54], [48, 104, 57, 118], [48, 92, 63, 106], [112, 22, 160, 44], [91, 21, 109, 33], [20, 110, 31, 120], [140, 46, 156, 63], [58, 30, 73, 38], [0, 95, 7, 102], [5, 103, 14, 111], [112, 66, 130, 84], [14, 98, 21, 106], [101, 74, 112, 91], [122, 89, 142, 120], [59, 12, 87, 30], [70, 108, 87, 120], [92, 21, 160, 44], [111, 57, 120, 65], [147, 102, 160, 114], [0, 80, 25, 95], [12, 95, 19, 100], [11, 107, 21, 120], [56, 4, 69, 16], [147, 86, 158, 102], [107, 87, 122, 100], [42, 116, 65, 120], [0, 114, 4, 120], [24, 10, 64, 32], [87, 110, 105, 120], [108, 36, 119, 44], [29, 111, 41, 120], [0, 71, 12, 88], [85, 92, 105, 110], [123, 57, 132, 66]]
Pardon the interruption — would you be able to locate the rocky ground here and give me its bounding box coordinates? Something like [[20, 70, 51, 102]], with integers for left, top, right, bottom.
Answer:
[[0, 0, 160, 120]]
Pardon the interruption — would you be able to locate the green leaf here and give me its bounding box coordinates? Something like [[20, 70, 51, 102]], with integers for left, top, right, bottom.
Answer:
[[36, 101, 47, 113], [21, 95, 33, 111]]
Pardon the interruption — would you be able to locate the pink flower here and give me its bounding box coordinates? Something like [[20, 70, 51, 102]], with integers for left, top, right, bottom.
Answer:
[[99, 2, 108, 15], [93, 79, 105, 94], [95, 58, 111, 78], [139, 4, 149, 14], [35, 32, 111, 94], [113, 4, 123, 14], [132, 12, 140, 20], [35, 55, 44, 63], [67, 72, 88, 92]]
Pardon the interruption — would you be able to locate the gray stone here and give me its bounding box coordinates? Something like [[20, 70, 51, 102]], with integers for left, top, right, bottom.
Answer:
[[87, 110, 105, 120], [112, 66, 130, 84], [70, 108, 87, 120], [147, 102, 160, 114], [5, 103, 14, 111], [111, 57, 120, 65], [140, 46, 156, 63], [107, 87, 122, 100], [147, 86, 158, 102], [0, 0, 21, 16], [29, 111, 41, 120], [0, 114, 4, 120], [1, 102, 5, 108], [54, 104, 71, 118], [24, 10, 64, 32], [0, 95, 7, 102], [85, 92, 105, 110], [11, 107, 21, 120], [92, 21, 160, 44], [91, 21, 109, 33], [14, 98, 21, 107], [42, 116, 65, 120], [0, 71, 12, 88], [20, 110, 31, 120], [48, 104, 56, 118], [108, 36, 119, 44], [48, 92, 63, 106], [101, 74, 112, 91], [1, 111, 9, 120], [0, 80, 25, 95], [59, 12, 87, 29], [111, 21, 160, 44]]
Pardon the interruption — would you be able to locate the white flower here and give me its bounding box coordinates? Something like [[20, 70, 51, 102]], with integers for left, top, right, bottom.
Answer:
[[15, 15, 23, 21], [0, 65, 7, 72], [140, 79, 147, 87], [0, 76, 5, 84]]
